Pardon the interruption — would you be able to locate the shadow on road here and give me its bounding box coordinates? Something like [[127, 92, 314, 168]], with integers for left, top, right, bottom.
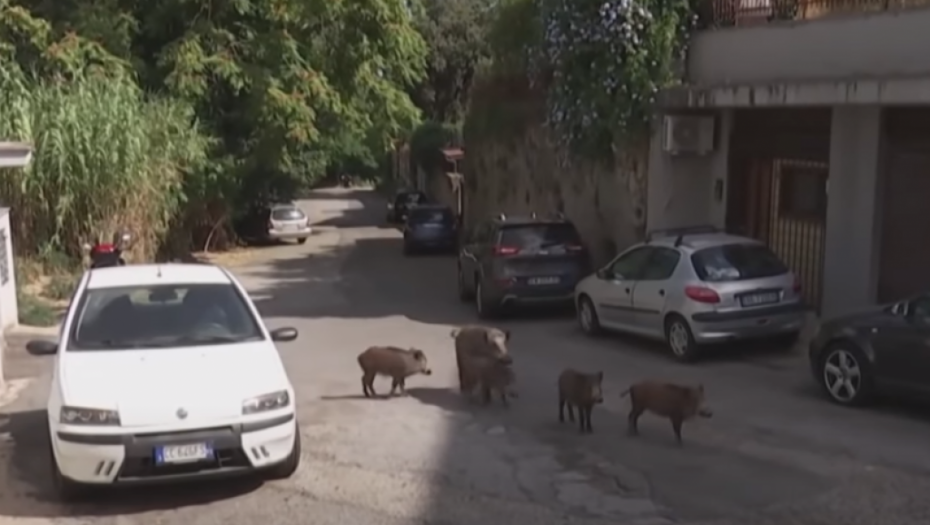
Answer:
[[0, 409, 261, 518]]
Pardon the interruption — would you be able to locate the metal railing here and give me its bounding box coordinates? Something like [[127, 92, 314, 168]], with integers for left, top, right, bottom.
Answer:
[[695, 0, 930, 29]]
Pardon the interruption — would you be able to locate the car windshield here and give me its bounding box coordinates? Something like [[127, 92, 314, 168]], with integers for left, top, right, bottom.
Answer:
[[499, 224, 582, 250], [397, 193, 426, 206], [691, 243, 788, 282], [271, 207, 305, 221], [410, 208, 453, 224], [68, 283, 264, 351]]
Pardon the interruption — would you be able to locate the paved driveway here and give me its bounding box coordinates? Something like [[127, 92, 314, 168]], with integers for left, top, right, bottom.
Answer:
[[2, 187, 930, 525]]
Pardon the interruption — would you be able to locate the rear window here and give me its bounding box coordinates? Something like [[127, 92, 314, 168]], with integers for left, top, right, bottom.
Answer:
[[397, 192, 426, 205], [410, 208, 453, 224], [499, 223, 582, 250], [691, 243, 788, 282], [271, 208, 305, 221]]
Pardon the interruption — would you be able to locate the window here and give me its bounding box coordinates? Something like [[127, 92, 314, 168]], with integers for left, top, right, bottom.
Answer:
[[606, 247, 654, 280], [778, 165, 827, 220], [691, 243, 788, 282], [271, 207, 305, 221], [909, 296, 930, 324], [410, 208, 453, 224], [69, 283, 264, 351], [499, 224, 582, 251], [640, 248, 681, 281]]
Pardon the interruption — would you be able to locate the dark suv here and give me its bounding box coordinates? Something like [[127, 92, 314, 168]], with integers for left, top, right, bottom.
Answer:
[[457, 214, 591, 318]]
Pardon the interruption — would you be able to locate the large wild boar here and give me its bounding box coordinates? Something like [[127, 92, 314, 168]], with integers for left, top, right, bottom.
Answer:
[[558, 369, 604, 434], [357, 346, 432, 398], [450, 325, 512, 396], [477, 361, 518, 407], [621, 380, 713, 445]]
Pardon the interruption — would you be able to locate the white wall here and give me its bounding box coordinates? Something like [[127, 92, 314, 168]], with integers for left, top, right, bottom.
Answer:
[[0, 210, 17, 330]]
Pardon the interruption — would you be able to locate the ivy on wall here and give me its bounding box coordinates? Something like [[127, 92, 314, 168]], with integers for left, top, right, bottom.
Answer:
[[537, 0, 695, 159]]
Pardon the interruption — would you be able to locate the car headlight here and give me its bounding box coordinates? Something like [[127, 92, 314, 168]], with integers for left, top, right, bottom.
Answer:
[[60, 406, 121, 426], [242, 390, 290, 414]]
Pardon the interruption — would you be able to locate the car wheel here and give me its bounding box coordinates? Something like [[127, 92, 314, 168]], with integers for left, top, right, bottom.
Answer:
[[267, 429, 302, 480], [665, 315, 700, 363], [457, 265, 474, 302], [475, 279, 497, 319], [577, 295, 602, 336], [297, 237, 307, 245], [50, 443, 89, 502], [819, 343, 874, 406]]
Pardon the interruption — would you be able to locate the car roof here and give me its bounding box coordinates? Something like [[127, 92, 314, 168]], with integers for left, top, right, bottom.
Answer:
[[270, 202, 299, 210], [648, 233, 763, 252], [86, 263, 233, 290]]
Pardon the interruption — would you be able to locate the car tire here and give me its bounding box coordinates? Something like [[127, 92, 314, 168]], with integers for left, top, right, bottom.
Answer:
[[457, 265, 474, 302], [297, 237, 307, 245], [475, 279, 498, 319], [577, 295, 602, 336], [50, 443, 89, 502], [818, 342, 874, 407], [267, 429, 302, 480], [665, 315, 700, 363]]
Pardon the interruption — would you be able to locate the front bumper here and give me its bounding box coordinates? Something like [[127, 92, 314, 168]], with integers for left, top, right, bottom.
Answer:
[[268, 228, 312, 240], [51, 413, 297, 485], [689, 303, 807, 344]]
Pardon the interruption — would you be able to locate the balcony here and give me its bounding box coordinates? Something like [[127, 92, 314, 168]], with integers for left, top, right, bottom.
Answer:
[[688, 0, 930, 88]]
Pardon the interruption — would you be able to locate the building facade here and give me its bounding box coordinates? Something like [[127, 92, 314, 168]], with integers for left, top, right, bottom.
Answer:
[[646, 0, 930, 320]]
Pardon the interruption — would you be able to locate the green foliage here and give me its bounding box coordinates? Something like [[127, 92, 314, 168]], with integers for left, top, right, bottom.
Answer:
[[409, 0, 493, 123], [17, 290, 58, 326], [539, 0, 694, 157], [409, 121, 460, 174]]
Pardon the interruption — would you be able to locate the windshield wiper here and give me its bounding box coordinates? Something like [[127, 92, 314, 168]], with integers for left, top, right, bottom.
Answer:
[[174, 334, 257, 345]]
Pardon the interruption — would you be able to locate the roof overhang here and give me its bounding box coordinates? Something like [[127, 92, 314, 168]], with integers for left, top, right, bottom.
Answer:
[[0, 142, 33, 168]]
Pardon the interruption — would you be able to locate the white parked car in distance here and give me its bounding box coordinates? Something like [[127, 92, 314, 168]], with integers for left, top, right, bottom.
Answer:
[[29, 263, 301, 500]]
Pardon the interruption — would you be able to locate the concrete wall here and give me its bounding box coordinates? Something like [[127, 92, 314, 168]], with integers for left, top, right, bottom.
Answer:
[[821, 107, 883, 318], [0, 209, 17, 330], [689, 8, 930, 87], [646, 111, 731, 232], [463, 128, 648, 266]]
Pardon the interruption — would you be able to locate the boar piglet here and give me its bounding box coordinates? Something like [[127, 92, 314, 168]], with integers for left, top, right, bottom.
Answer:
[[478, 361, 518, 407], [558, 369, 604, 434], [357, 346, 432, 398], [451, 325, 512, 395], [622, 380, 713, 445]]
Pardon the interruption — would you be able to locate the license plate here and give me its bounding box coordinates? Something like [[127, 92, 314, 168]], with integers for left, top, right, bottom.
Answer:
[[740, 292, 779, 307], [155, 443, 213, 465], [528, 276, 560, 285]]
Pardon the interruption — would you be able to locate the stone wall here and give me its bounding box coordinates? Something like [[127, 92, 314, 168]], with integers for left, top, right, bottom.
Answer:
[[458, 127, 649, 266]]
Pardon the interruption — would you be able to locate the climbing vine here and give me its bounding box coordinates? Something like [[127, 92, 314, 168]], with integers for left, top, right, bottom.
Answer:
[[538, 0, 694, 158]]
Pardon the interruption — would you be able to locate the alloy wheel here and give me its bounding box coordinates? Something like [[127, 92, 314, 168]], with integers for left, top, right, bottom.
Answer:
[[668, 321, 690, 357], [822, 348, 862, 403], [579, 301, 594, 332]]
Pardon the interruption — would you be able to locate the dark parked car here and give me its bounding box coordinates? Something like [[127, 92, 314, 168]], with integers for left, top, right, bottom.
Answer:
[[809, 293, 930, 406], [387, 190, 427, 224], [457, 213, 591, 319], [403, 205, 458, 255]]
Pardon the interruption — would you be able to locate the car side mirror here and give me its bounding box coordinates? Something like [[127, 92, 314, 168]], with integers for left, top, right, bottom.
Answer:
[[270, 327, 299, 342], [26, 339, 58, 355], [595, 268, 609, 280]]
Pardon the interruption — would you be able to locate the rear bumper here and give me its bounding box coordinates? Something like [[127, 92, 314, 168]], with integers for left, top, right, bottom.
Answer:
[[268, 228, 311, 240], [405, 235, 456, 248], [490, 282, 579, 306], [689, 303, 807, 344]]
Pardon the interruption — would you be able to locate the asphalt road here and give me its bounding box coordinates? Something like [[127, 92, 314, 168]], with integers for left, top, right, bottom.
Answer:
[[2, 187, 930, 525]]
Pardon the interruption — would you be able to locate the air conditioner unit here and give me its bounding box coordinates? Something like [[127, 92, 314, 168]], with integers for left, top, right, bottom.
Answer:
[[662, 115, 715, 156]]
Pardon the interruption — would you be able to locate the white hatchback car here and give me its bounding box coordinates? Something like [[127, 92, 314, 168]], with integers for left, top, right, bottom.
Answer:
[[29, 263, 301, 500]]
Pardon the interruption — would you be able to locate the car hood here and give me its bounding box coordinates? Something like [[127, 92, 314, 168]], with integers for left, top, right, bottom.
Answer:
[[60, 342, 290, 427]]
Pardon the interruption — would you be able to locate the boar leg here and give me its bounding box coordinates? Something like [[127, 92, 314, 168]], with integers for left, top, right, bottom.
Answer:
[[566, 402, 575, 422], [558, 397, 565, 422], [671, 417, 683, 445], [362, 373, 376, 398], [500, 389, 508, 408], [389, 378, 399, 396], [398, 378, 407, 396], [577, 405, 587, 434], [481, 385, 492, 405], [627, 406, 643, 436], [584, 405, 594, 433]]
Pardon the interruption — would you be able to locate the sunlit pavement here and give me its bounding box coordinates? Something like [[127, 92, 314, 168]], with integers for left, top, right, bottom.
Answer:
[[2, 187, 930, 525]]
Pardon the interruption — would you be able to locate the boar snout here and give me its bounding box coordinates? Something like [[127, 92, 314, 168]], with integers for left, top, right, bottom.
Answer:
[[698, 407, 713, 418], [498, 354, 513, 365], [422, 367, 433, 376]]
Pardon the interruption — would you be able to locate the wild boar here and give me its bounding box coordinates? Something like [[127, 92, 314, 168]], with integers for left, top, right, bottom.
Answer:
[[450, 325, 512, 395], [621, 380, 713, 445], [477, 361, 518, 407], [357, 346, 432, 398], [558, 369, 604, 434]]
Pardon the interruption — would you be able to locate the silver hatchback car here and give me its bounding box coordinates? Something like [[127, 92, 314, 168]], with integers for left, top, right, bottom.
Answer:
[[574, 226, 807, 362]]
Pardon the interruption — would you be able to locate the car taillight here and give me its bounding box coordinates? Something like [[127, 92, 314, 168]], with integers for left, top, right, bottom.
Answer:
[[793, 276, 802, 293], [494, 246, 519, 256], [685, 286, 720, 304]]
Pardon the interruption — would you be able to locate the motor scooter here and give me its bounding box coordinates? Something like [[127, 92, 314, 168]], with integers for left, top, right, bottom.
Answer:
[[84, 230, 133, 268]]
